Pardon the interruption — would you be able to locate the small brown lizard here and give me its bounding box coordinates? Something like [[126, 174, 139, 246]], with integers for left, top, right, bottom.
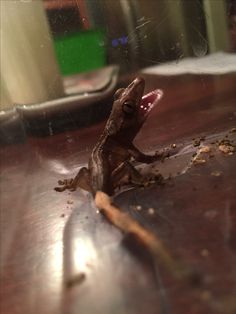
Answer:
[[56, 78, 198, 284], [55, 77, 176, 196]]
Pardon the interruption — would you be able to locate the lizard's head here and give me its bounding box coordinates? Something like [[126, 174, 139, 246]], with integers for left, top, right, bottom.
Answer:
[[106, 77, 163, 138]]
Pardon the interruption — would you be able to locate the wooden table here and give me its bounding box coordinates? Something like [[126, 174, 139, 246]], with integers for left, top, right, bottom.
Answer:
[[1, 73, 236, 314]]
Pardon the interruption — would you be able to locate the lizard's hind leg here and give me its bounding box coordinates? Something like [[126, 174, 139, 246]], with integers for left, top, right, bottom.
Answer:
[[55, 167, 92, 193], [112, 161, 143, 188], [112, 161, 162, 190]]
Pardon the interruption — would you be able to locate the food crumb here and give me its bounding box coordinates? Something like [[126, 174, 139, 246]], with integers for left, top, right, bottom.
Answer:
[[201, 249, 209, 257], [199, 146, 211, 153], [60, 213, 65, 218], [218, 144, 235, 154], [148, 208, 155, 215], [193, 136, 206, 147], [67, 200, 73, 205], [193, 139, 201, 147], [204, 210, 218, 219], [66, 273, 86, 288], [192, 156, 206, 165], [201, 290, 211, 301], [211, 170, 222, 177], [136, 205, 142, 211]]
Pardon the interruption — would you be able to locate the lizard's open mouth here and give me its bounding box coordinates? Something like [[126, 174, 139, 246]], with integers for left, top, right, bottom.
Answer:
[[139, 89, 163, 118]]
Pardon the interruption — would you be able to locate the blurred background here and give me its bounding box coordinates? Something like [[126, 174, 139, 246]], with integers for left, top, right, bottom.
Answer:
[[1, 0, 236, 110]]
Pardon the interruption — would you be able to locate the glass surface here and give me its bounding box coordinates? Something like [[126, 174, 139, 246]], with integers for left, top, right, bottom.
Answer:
[[1, 2, 236, 314]]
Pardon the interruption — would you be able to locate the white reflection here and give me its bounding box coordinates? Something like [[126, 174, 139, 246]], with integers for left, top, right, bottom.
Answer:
[[72, 238, 97, 273], [47, 159, 83, 175], [46, 160, 71, 174], [51, 239, 63, 275]]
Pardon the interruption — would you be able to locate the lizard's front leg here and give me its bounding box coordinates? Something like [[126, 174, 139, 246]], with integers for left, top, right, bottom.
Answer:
[[128, 143, 178, 163]]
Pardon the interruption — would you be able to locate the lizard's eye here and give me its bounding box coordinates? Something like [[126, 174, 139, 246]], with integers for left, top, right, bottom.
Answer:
[[122, 100, 135, 115], [114, 88, 125, 100]]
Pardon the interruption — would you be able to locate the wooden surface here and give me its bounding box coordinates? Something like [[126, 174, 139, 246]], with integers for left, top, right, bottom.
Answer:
[[1, 73, 236, 314]]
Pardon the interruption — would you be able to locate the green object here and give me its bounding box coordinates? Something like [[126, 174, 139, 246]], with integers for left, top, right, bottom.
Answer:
[[53, 30, 106, 76]]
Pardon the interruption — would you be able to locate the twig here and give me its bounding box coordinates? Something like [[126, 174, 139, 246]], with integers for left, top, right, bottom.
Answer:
[[95, 191, 198, 282]]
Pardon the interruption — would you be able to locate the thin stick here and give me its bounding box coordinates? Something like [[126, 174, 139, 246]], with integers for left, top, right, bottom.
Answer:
[[95, 191, 195, 281]]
